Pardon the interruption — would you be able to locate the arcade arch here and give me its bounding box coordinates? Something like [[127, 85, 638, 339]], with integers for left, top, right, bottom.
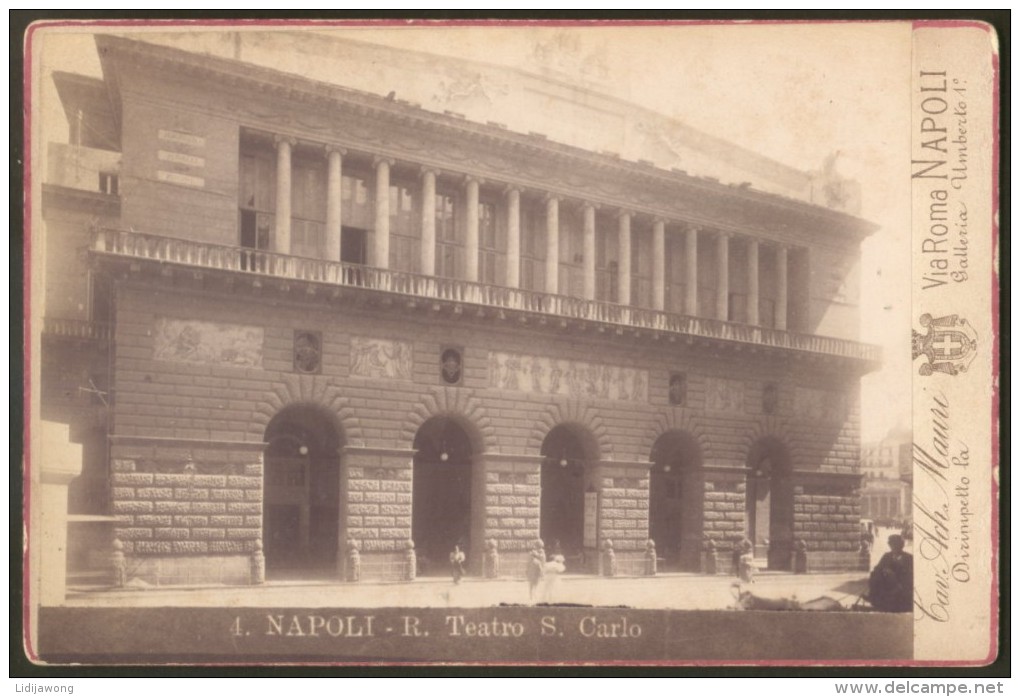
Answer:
[[411, 415, 477, 574], [539, 423, 600, 566], [746, 437, 794, 571], [263, 403, 343, 579], [648, 430, 703, 571]]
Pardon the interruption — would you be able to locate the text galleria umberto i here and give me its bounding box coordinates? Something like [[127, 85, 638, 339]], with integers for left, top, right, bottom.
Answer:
[[37, 33, 880, 589]]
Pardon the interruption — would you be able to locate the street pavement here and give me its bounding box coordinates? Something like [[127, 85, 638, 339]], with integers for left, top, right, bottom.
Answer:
[[64, 570, 872, 610]]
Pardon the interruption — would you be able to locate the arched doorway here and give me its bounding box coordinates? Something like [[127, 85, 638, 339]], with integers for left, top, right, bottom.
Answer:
[[746, 438, 794, 571], [263, 404, 342, 579], [649, 431, 702, 571], [412, 416, 473, 575], [540, 424, 596, 566]]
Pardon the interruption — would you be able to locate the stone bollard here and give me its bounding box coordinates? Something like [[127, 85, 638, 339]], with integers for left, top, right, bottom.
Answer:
[[794, 539, 810, 574], [346, 539, 362, 582], [404, 540, 417, 582], [111, 538, 126, 588], [702, 538, 718, 575], [601, 539, 617, 577], [644, 540, 657, 576], [250, 539, 265, 585], [484, 539, 500, 579]]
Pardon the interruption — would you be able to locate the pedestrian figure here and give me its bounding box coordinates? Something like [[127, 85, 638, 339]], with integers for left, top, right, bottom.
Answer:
[[450, 544, 466, 584], [526, 540, 546, 602], [543, 543, 566, 603], [738, 539, 757, 584], [868, 534, 913, 612]]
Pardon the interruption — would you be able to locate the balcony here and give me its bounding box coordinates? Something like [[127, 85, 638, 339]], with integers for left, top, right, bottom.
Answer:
[[92, 228, 881, 365], [47, 143, 120, 195]]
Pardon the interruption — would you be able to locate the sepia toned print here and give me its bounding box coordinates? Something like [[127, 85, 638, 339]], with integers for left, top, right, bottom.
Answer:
[[24, 21, 998, 665]]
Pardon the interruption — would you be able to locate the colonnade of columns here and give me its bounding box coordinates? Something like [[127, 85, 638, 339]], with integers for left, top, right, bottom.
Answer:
[[268, 137, 791, 329]]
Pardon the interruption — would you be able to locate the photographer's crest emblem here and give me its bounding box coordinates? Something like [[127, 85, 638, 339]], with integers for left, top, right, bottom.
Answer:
[[912, 313, 978, 376]]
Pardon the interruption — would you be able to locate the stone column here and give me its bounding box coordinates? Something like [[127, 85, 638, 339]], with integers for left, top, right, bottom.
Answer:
[[420, 169, 437, 276], [582, 203, 597, 300], [652, 218, 666, 311], [545, 195, 560, 295], [325, 146, 345, 263], [465, 176, 480, 282], [373, 157, 393, 269], [776, 245, 789, 331], [617, 212, 632, 306], [684, 225, 698, 316], [274, 135, 295, 254], [716, 232, 730, 321], [505, 187, 521, 288], [747, 238, 760, 325]]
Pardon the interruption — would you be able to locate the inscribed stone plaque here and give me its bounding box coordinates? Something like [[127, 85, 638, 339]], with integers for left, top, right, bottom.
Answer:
[[152, 317, 263, 368]]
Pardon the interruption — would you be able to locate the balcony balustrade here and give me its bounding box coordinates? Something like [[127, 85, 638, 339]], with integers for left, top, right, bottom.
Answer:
[[92, 227, 880, 363], [42, 316, 113, 342]]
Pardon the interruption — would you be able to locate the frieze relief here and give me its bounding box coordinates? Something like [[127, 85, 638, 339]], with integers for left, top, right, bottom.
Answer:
[[350, 337, 413, 381], [793, 387, 850, 422], [704, 377, 746, 413], [488, 352, 648, 402], [152, 317, 263, 368]]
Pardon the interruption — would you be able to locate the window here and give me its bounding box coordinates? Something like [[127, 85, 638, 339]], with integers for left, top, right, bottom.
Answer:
[[558, 207, 584, 298], [759, 298, 776, 328], [341, 172, 373, 266], [728, 293, 747, 323], [595, 219, 618, 303], [99, 172, 118, 195], [291, 160, 326, 258], [341, 174, 372, 229], [665, 234, 684, 313], [389, 181, 418, 273], [631, 226, 653, 308], [436, 192, 460, 279], [478, 200, 505, 285], [520, 202, 546, 292], [239, 151, 275, 267], [697, 240, 716, 317]]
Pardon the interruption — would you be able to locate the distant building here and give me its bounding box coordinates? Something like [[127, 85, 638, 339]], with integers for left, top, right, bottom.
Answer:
[[860, 425, 912, 525], [38, 32, 880, 588]]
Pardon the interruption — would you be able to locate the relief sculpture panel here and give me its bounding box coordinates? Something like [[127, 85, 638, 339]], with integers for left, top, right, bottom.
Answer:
[[793, 387, 850, 422], [704, 377, 746, 413], [488, 352, 647, 402], [350, 337, 413, 380], [152, 317, 263, 368]]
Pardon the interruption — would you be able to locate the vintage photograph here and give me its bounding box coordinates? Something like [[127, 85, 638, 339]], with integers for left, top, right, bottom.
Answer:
[[23, 20, 997, 665]]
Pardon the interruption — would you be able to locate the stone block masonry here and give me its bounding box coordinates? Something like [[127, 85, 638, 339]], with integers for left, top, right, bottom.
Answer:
[[104, 283, 867, 583], [340, 447, 415, 582], [108, 436, 265, 586]]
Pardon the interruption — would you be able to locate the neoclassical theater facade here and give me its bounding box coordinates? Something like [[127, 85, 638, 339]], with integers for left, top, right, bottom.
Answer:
[[40, 33, 879, 587]]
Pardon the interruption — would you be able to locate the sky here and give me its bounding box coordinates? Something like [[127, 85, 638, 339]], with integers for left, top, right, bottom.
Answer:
[[32, 21, 914, 441]]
